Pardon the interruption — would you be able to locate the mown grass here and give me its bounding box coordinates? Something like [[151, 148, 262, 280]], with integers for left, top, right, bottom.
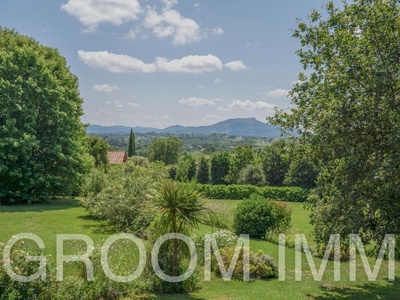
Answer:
[[1, 199, 400, 299]]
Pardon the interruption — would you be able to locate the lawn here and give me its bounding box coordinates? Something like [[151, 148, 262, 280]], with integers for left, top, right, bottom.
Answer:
[[1, 199, 399, 299]]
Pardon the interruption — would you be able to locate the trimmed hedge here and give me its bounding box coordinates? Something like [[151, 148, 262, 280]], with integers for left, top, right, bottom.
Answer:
[[192, 184, 308, 202]]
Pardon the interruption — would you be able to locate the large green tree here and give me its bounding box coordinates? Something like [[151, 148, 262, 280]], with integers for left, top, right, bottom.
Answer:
[[147, 136, 182, 165], [269, 0, 400, 248], [0, 28, 90, 203], [210, 152, 230, 185], [175, 154, 196, 182], [87, 135, 109, 169], [227, 144, 255, 183], [196, 155, 210, 184], [259, 140, 290, 186]]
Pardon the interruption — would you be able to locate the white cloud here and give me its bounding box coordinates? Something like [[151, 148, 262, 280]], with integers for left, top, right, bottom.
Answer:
[[79, 51, 243, 74], [224, 61, 248, 71], [106, 99, 124, 108], [61, 0, 142, 32], [265, 89, 289, 97], [155, 54, 223, 73], [212, 27, 224, 35], [246, 41, 261, 47], [215, 78, 222, 84], [127, 102, 140, 107], [205, 113, 220, 120], [123, 29, 136, 39], [179, 97, 222, 106], [220, 100, 276, 111], [93, 84, 119, 92], [198, 84, 206, 89], [162, 0, 178, 9], [143, 4, 204, 45], [78, 50, 156, 73], [194, 3, 202, 11]]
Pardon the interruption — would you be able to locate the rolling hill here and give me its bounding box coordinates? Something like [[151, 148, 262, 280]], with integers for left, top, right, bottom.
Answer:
[[86, 118, 281, 137]]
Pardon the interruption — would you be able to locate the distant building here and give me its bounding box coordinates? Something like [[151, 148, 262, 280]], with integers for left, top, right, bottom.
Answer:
[[107, 151, 127, 164]]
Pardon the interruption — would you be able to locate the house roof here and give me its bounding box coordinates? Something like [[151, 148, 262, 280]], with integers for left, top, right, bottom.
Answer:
[[107, 151, 127, 164]]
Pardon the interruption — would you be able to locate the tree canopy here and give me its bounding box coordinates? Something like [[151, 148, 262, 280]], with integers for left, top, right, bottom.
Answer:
[[0, 28, 90, 203], [147, 136, 182, 165], [269, 0, 400, 247]]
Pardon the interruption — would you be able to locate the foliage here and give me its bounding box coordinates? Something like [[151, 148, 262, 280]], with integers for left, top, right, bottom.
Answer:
[[0, 28, 91, 203], [210, 152, 230, 185], [212, 247, 278, 281], [260, 140, 290, 186], [196, 155, 210, 184], [227, 145, 255, 183], [0, 244, 138, 300], [128, 128, 136, 157], [238, 164, 266, 187], [194, 184, 308, 202], [81, 159, 168, 237], [87, 135, 109, 169], [147, 136, 182, 165], [269, 0, 400, 247], [233, 194, 292, 239], [193, 230, 240, 262], [284, 158, 318, 189], [175, 154, 196, 182]]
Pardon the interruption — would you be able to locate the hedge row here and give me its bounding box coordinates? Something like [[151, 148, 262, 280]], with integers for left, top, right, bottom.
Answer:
[[192, 184, 308, 202]]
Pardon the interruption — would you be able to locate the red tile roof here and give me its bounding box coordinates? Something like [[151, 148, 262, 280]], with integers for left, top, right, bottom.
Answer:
[[107, 151, 127, 164]]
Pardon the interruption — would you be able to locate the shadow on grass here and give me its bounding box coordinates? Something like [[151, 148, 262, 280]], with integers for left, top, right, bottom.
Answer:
[[0, 198, 81, 213], [76, 215, 117, 235], [143, 294, 206, 300], [310, 280, 400, 299]]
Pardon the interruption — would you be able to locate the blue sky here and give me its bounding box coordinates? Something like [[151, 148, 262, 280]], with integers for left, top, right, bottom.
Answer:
[[0, 0, 337, 128]]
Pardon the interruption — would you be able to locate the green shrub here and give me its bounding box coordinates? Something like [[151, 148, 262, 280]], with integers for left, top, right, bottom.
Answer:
[[212, 247, 278, 280], [81, 160, 168, 236], [233, 194, 292, 239], [0, 243, 142, 300], [193, 184, 308, 202]]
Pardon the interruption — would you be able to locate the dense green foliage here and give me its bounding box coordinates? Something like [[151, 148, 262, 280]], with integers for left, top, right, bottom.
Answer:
[[101, 132, 274, 154], [270, 0, 400, 248], [233, 194, 292, 239], [175, 154, 196, 182], [210, 152, 230, 185], [82, 158, 168, 237], [227, 144, 255, 183], [196, 155, 210, 184], [0, 245, 138, 300], [284, 158, 318, 189], [0, 28, 90, 203], [238, 164, 266, 187], [87, 135, 109, 169], [260, 140, 290, 186], [147, 136, 182, 165], [212, 247, 278, 281], [127, 128, 136, 157], [194, 184, 308, 202]]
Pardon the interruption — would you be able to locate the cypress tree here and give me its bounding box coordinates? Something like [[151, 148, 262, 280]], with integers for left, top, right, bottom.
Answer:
[[128, 129, 135, 157]]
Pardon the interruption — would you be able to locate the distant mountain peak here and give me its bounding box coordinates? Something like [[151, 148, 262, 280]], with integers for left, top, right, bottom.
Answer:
[[87, 118, 279, 137]]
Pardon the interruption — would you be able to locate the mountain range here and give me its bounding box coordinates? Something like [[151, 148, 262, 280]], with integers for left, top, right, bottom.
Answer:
[[86, 118, 281, 138]]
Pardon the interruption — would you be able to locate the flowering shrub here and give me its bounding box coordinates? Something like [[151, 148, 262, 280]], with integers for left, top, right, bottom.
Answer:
[[212, 247, 278, 280]]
